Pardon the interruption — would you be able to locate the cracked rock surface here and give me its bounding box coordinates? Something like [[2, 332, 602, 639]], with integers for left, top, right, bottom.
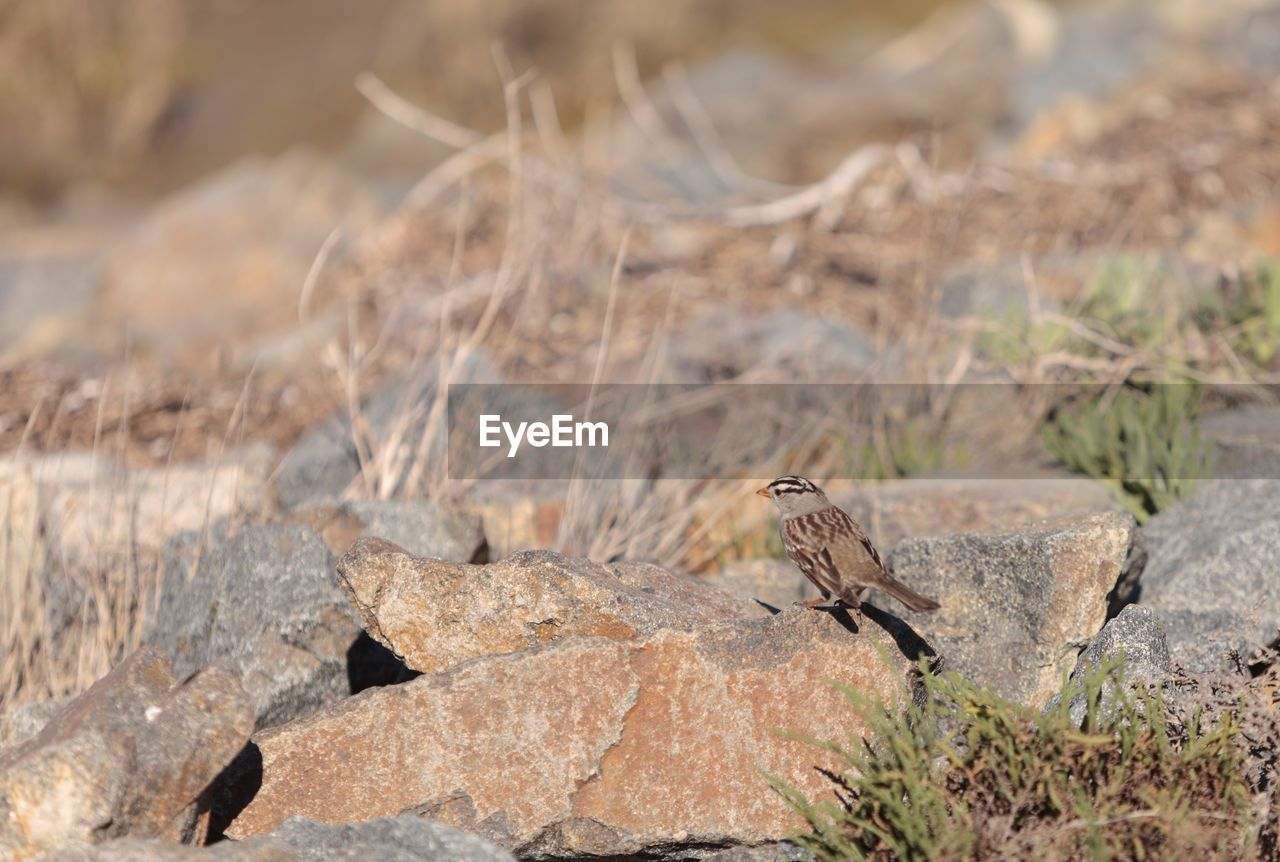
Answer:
[[336, 540, 768, 674], [221, 609, 931, 858]]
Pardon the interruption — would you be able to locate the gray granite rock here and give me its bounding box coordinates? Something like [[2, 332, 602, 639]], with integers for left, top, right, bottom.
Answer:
[[269, 815, 515, 862], [1047, 604, 1170, 726], [145, 523, 364, 730], [1086, 604, 1171, 678], [887, 511, 1139, 707], [289, 498, 487, 562], [1139, 476, 1280, 649], [703, 843, 814, 861], [936, 259, 1035, 320], [1197, 407, 1280, 477], [47, 836, 294, 861], [1158, 608, 1257, 674], [0, 234, 105, 363], [665, 307, 875, 382], [999, 1, 1152, 147], [272, 412, 366, 512], [340, 499, 485, 560], [0, 695, 72, 750], [1106, 525, 1149, 617]]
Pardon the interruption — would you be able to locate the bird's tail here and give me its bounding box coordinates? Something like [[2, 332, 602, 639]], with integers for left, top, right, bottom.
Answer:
[[878, 580, 940, 613]]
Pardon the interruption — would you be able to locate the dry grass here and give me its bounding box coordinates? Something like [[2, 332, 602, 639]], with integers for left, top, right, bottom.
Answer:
[[0, 445, 152, 708], [0, 0, 186, 197], [0, 0, 944, 204], [0, 366, 262, 710], [2, 369, 151, 708], [319, 54, 990, 573], [325, 65, 1280, 576], [6, 32, 1280, 720]]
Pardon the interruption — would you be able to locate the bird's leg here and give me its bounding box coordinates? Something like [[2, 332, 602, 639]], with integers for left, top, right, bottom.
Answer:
[[794, 597, 829, 610], [836, 594, 865, 626]]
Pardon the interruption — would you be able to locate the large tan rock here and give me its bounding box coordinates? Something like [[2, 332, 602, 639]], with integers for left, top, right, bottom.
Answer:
[[0, 648, 254, 860], [223, 610, 931, 857], [705, 558, 809, 610], [886, 510, 1139, 707], [336, 541, 768, 673]]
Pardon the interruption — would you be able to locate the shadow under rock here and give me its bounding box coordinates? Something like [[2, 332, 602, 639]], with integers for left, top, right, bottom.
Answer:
[[205, 636, 418, 844], [206, 741, 262, 844], [347, 631, 421, 694]]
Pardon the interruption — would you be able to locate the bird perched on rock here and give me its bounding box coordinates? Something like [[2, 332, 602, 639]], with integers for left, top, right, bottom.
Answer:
[[758, 475, 940, 614]]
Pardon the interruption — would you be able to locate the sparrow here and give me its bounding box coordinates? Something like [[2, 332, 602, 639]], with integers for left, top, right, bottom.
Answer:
[[758, 475, 940, 614]]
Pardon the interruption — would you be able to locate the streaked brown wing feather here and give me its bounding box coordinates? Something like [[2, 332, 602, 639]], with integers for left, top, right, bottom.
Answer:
[[781, 504, 940, 613], [783, 511, 849, 600], [824, 507, 890, 582], [825, 508, 940, 612], [796, 547, 844, 599]]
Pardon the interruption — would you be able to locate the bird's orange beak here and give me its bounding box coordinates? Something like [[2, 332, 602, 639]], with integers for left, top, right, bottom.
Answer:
[[756, 486, 771, 498]]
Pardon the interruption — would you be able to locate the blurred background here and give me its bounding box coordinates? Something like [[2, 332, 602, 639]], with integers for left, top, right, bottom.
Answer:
[[4, 0, 1280, 705], [1, 0, 1001, 203]]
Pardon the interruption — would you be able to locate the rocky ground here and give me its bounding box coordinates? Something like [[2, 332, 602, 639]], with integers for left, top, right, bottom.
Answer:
[[4, 0, 1280, 859]]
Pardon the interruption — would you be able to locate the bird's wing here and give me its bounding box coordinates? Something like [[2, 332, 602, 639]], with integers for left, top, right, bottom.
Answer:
[[823, 506, 890, 580], [824, 507, 941, 612], [783, 511, 846, 598]]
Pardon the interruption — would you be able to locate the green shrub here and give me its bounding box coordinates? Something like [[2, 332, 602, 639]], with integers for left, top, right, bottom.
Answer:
[[1041, 384, 1214, 523], [1079, 256, 1181, 354], [1196, 257, 1280, 368], [976, 302, 1071, 367], [976, 255, 1184, 370], [768, 655, 1249, 861]]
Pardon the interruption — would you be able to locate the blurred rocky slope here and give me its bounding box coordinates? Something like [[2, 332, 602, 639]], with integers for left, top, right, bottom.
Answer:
[[5, 2, 1280, 855]]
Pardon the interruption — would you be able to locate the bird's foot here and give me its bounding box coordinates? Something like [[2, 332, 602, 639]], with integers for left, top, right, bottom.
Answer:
[[794, 597, 829, 610]]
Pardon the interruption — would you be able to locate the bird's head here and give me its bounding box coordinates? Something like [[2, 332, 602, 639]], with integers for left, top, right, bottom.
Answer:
[[756, 475, 830, 518]]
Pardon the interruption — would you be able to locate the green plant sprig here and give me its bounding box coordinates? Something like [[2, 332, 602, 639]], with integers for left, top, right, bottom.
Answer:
[[766, 654, 1248, 861], [1042, 383, 1214, 523]]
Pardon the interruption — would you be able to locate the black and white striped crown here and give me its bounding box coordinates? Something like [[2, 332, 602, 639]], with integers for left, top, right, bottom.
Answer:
[[766, 475, 824, 497]]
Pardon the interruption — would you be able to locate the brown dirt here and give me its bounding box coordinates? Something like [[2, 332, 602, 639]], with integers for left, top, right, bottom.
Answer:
[[0, 363, 336, 468], [4, 70, 1280, 468]]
